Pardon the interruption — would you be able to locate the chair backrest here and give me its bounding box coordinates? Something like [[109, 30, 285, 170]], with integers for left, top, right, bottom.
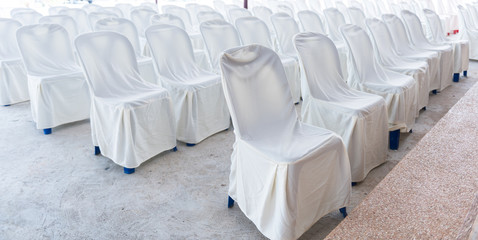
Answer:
[[150, 14, 186, 30], [0, 19, 23, 60], [75, 32, 143, 98], [130, 8, 157, 38], [423, 9, 447, 43], [363, 0, 379, 17], [220, 44, 297, 140], [350, 0, 364, 11], [271, 12, 300, 57], [95, 18, 143, 58], [276, 4, 294, 17], [214, 0, 226, 15], [308, 0, 322, 12], [39, 15, 78, 44], [197, 5, 215, 13], [466, 4, 478, 29], [59, 8, 91, 33], [348, 7, 366, 29], [10, 8, 34, 16], [298, 10, 326, 34], [88, 12, 118, 29], [335, 1, 350, 22], [146, 24, 201, 82], [324, 8, 346, 42], [197, 11, 225, 24], [12, 11, 42, 25], [400, 10, 432, 47], [102, 7, 124, 18], [252, 6, 274, 32], [365, 18, 401, 66], [48, 6, 68, 16], [115, 3, 133, 19], [140, 2, 159, 12], [82, 4, 102, 14], [200, 19, 241, 72], [16, 24, 78, 76], [381, 14, 415, 55], [228, 8, 252, 24], [235, 16, 273, 48], [163, 6, 193, 32]]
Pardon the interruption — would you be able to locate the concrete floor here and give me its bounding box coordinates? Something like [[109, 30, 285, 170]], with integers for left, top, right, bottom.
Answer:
[[1, 62, 477, 240]]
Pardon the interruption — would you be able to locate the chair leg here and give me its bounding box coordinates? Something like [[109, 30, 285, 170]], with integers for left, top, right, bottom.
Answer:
[[339, 207, 347, 218], [228, 196, 234, 208], [464, 71, 468, 77], [3, 105, 10, 107], [351, 182, 357, 186], [422, 106, 426, 111], [171, 146, 177, 152], [453, 73, 460, 82], [432, 90, 438, 95], [43, 128, 52, 135], [124, 167, 135, 174], [186, 143, 196, 147], [409, 129, 413, 133], [389, 130, 400, 150], [94, 146, 101, 155]]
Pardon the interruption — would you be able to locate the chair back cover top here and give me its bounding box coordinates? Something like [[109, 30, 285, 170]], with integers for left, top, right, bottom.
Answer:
[[12, 11, 42, 25], [197, 11, 225, 24], [88, 11, 118, 28], [0, 19, 23, 61], [363, 0, 379, 17], [227, 7, 252, 23], [200, 19, 241, 72], [298, 10, 326, 34], [348, 7, 366, 29], [16, 24, 79, 76], [213, 0, 226, 15], [140, 2, 159, 12], [59, 8, 91, 33], [48, 6, 67, 16], [196, 5, 215, 13], [401, 10, 449, 50], [350, 0, 364, 10], [130, 8, 157, 38], [466, 4, 478, 29], [251, 6, 274, 32], [75, 31, 176, 168], [115, 3, 133, 19], [276, 4, 294, 17], [457, 5, 475, 31], [95, 18, 143, 58], [219, 44, 351, 240], [271, 12, 300, 57], [10, 8, 35, 16], [82, 4, 102, 14], [102, 7, 124, 18], [423, 9, 448, 43], [150, 14, 185, 30], [235, 16, 273, 48], [163, 6, 194, 32], [39, 15, 78, 43], [324, 8, 347, 42]]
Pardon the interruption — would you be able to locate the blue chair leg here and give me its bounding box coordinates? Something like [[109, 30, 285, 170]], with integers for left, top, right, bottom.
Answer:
[[43, 128, 52, 135], [464, 71, 468, 77], [453, 73, 460, 82], [423, 106, 426, 111], [351, 182, 357, 186], [171, 146, 177, 152], [4, 105, 10, 107], [389, 130, 400, 150], [124, 167, 135, 174], [228, 196, 234, 208], [432, 90, 438, 95], [186, 143, 196, 147], [339, 207, 347, 218], [94, 146, 101, 155]]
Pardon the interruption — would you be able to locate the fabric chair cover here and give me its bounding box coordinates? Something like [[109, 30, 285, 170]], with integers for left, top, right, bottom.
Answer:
[[146, 24, 230, 144], [340, 24, 417, 132], [252, 6, 275, 32], [294, 32, 388, 182], [276, 4, 294, 17], [130, 8, 157, 52], [197, 5, 215, 13], [88, 12, 118, 29], [12, 11, 42, 25], [94, 17, 157, 84], [48, 6, 67, 16], [39, 15, 78, 44], [16, 24, 90, 129], [213, 0, 226, 16], [424, 8, 469, 74], [10, 8, 35, 16], [235, 16, 301, 104], [335, 1, 350, 22], [220, 44, 351, 240], [298, 10, 326, 34], [185, 3, 200, 27], [197, 11, 225, 24], [150, 13, 185, 29], [0, 19, 28, 105], [115, 3, 133, 19], [363, 0, 379, 17], [75, 31, 176, 168], [401, 10, 454, 91], [324, 8, 346, 42], [466, 4, 478, 29], [456, 6, 478, 60], [59, 8, 91, 33], [366, 18, 430, 112], [227, 7, 252, 24], [162, 6, 204, 51], [102, 7, 124, 18], [348, 7, 366, 29], [82, 4, 102, 14], [140, 2, 159, 12]]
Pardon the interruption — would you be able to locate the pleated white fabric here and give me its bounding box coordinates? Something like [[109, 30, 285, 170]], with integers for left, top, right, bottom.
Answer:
[[16, 24, 90, 130], [294, 32, 388, 182], [75, 32, 176, 168], [0, 19, 28, 106], [220, 44, 351, 240], [39, 15, 78, 44], [235, 16, 301, 104], [340, 24, 417, 132], [424, 9, 469, 74], [401, 10, 454, 91], [366, 18, 430, 112], [146, 24, 230, 144], [59, 8, 91, 34], [456, 6, 478, 60]]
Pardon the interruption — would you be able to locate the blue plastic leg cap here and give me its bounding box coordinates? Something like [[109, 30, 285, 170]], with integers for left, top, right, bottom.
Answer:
[[389, 130, 400, 150], [464, 71, 468, 77], [339, 207, 347, 218], [171, 146, 177, 152], [423, 106, 427, 111], [228, 196, 234, 208], [453, 73, 460, 82], [4, 105, 10, 107], [94, 146, 101, 155], [432, 90, 438, 95], [124, 167, 135, 174], [43, 128, 52, 135], [186, 143, 196, 147], [351, 182, 357, 186], [409, 129, 413, 133]]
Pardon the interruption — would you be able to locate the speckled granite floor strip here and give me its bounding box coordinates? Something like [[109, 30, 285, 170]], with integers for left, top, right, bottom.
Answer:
[[326, 82, 478, 239]]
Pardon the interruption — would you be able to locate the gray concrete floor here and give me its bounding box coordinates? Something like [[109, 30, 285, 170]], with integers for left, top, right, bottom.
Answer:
[[1, 62, 477, 240]]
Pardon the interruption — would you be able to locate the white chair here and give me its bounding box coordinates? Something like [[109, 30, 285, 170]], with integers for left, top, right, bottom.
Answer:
[[0, 19, 28, 106], [130, 8, 157, 54], [48, 6, 67, 16], [146, 24, 230, 145], [82, 4, 102, 14], [220, 44, 351, 240], [197, 11, 225, 24], [75, 31, 176, 174], [115, 3, 133, 19], [140, 2, 159, 12], [401, 10, 455, 90], [324, 8, 346, 42], [347, 7, 366, 29], [424, 9, 469, 77], [213, 0, 226, 16], [94, 17, 157, 85], [457, 5, 478, 60], [162, 6, 204, 51], [252, 6, 274, 32], [276, 4, 294, 17], [340, 24, 417, 146], [10, 8, 35, 16], [150, 13, 185, 29], [298, 10, 326, 34], [366, 18, 430, 112], [363, 0, 379, 18], [335, 1, 350, 22], [102, 7, 124, 18], [88, 11, 118, 29], [16, 24, 90, 134], [235, 16, 301, 104], [59, 8, 91, 33], [39, 15, 78, 44], [12, 11, 42, 25], [294, 31, 388, 183], [227, 7, 252, 23]]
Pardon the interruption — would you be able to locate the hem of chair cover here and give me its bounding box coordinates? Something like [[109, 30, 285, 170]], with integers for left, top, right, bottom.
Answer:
[[101, 142, 177, 169], [35, 117, 89, 130], [176, 122, 230, 144]]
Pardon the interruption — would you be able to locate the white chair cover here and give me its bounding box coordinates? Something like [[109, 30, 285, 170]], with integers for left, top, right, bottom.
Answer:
[[150, 13, 185, 29], [88, 12, 118, 29], [227, 7, 252, 24], [115, 3, 133, 19], [140, 2, 159, 12], [323, 8, 346, 42], [276, 4, 294, 17], [130, 8, 157, 55], [348, 7, 366, 29], [366, 18, 430, 112], [75, 31, 176, 168], [456, 6, 478, 60], [252, 6, 274, 33], [213, 0, 226, 16], [401, 10, 454, 91], [197, 5, 215, 13], [39, 15, 78, 44], [298, 10, 326, 34], [197, 11, 225, 24], [340, 24, 417, 132], [363, 0, 379, 18], [12, 11, 42, 25], [102, 7, 124, 18], [335, 1, 350, 22], [424, 8, 469, 74], [48, 6, 67, 16], [200, 19, 240, 73], [0, 19, 28, 105], [82, 4, 102, 14], [294, 32, 388, 182], [146, 24, 230, 144], [162, 6, 204, 51], [59, 8, 91, 33], [94, 17, 157, 85], [220, 44, 351, 240], [466, 4, 478, 29], [10, 8, 35, 16], [16, 24, 90, 130]]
